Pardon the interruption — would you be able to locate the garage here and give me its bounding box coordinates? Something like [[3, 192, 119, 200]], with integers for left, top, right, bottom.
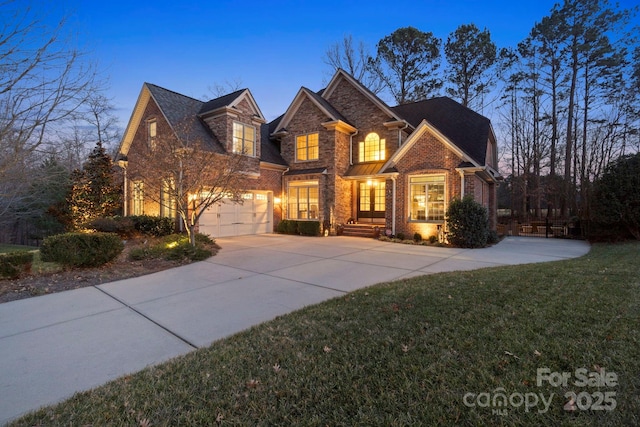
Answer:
[[198, 191, 273, 238]]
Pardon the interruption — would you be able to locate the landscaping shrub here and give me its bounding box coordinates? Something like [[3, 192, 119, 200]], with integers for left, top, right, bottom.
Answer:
[[446, 196, 489, 248], [297, 221, 320, 236], [129, 215, 175, 237], [428, 235, 438, 244], [277, 220, 321, 236], [0, 251, 34, 279], [589, 152, 640, 241], [413, 232, 422, 242], [40, 232, 124, 268], [396, 232, 405, 241], [128, 233, 214, 262], [88, 216, 135, 237]]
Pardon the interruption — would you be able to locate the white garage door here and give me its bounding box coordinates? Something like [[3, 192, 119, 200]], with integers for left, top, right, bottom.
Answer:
[[199, 191, 272, 238]]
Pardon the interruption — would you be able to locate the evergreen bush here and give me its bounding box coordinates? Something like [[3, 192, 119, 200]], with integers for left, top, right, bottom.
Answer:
[[40, 232, 124, 267], [129, 215, 175, 237], [446, 196, 489, 248], [0, 251, 34, 279]]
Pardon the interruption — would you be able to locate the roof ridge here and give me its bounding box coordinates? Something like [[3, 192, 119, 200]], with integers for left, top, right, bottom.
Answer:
[[144, 82, 203, 103]]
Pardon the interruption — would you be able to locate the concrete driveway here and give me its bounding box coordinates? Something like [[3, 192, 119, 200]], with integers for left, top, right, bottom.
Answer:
[[0, 235, 590, 424]]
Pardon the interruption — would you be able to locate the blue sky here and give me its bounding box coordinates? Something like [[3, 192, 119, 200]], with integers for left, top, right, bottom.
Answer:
[[19, 0, 640, 126]]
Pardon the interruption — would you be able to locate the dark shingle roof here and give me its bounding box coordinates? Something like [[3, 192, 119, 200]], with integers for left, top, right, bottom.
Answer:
[[260, 122, 287, 166], [391, 97, 490, 166], [146, 83, 224, 153], [199, 89, 247, 115], [303, 87, 352, 126]]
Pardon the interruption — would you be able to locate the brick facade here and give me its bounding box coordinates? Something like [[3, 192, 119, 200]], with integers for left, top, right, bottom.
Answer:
[[121, 72, 498, 238]]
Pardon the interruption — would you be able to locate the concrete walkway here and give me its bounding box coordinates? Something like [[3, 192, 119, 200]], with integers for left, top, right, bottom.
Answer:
[[0, 235, 590, 424]]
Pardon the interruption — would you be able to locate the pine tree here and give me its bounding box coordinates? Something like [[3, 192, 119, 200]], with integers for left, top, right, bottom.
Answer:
[[68, 142, 121, 229]]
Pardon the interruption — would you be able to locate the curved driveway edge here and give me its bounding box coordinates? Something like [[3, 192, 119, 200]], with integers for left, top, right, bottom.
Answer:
[[0, 235, 589, 424]]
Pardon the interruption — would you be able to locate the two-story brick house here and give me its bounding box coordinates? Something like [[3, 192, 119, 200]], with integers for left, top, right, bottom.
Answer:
[[117, 69, 500, 239]]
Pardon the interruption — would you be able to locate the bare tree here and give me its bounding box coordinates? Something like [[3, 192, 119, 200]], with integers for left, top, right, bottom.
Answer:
[[130, 120, 250, 245], [0, 0, 98, 216], [204, 78, 244, 99], [323, 34, 385, 94]]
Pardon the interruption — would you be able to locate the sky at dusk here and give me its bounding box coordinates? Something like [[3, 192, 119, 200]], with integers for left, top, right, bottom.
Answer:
[[15, 0, 640, 128]]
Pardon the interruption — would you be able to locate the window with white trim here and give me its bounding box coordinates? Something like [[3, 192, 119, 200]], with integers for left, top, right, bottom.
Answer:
[[410, 175, 445, 221], [233, 122, 256, 156], [160, 178, 176, 219], [288, 181, 318, 220], [296, 132, 319, 161], [148, 120, 157, 149], [132, 181, 144, 215], [358, 132, 385, 162]]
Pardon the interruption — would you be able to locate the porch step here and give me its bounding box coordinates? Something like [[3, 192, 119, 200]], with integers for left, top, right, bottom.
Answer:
[[341, 223, 382, 238]]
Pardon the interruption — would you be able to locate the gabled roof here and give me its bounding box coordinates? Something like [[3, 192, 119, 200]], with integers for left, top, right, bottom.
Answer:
[[119, 83, 223, 156], [274, 87, 354, 134], [391, 97, 491, 166], [198, 88, 266, 123], [323, 69, 406, 125], [118, 83, 280, 164]]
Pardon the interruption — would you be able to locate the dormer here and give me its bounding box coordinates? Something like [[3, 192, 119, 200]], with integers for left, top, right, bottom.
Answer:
[[198, 89, 266, 157]]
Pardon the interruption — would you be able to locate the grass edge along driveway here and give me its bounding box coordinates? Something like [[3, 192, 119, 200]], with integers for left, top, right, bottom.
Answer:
[[12, 242, 639, 426]]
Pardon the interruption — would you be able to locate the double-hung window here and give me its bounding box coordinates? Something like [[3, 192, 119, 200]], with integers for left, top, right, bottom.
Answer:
[[233, 122, 256, 156], [288, 181, 318, 220], [410, 175, 445, 221], [132, 181, 144, 215], [296, 133, 319, 161]]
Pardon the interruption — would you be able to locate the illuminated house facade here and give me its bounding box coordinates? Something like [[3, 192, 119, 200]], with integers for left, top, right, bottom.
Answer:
[[118, 69, 500, 238]]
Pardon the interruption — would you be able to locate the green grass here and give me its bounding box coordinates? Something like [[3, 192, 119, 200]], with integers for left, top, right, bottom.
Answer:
[[0, 244, 36, 253], [12, 242, 640, 426]]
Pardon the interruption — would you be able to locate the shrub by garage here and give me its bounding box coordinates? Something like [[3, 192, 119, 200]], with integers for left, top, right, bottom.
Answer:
[[40, 232, 124, 268]]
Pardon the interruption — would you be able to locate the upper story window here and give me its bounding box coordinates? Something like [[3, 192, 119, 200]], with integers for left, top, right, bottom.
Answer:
[[358, 132, 385, 162], [296, 132, 319, 161], [147, 120, 157, 149], [233, 122, 256, 156], [410, 175, 445, 221]]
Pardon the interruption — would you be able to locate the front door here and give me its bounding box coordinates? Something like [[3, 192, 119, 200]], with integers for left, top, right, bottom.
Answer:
[[357, 180, 385, 222]]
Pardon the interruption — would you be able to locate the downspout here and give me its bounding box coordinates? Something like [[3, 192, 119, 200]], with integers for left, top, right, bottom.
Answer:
[[281, 167, 289, 219], [349, 130, 359, 165], [397, 121, 409, 147], [459, 170, 465, 198], [123, 167, 127, 216], [391, 176, 397, 236]]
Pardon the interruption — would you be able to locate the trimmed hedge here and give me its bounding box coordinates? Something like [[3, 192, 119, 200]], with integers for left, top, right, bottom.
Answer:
[[88, 216, 135, 237], [129, 215, 175, 237], [40, 232, 124, 268], [277, 220, 321, 236], [0, 251, 34, 279]]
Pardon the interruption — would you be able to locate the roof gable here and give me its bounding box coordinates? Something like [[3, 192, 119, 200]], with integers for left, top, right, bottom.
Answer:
[[199, 88, 266, 123], [274, 87, 352, 134], [322, 69, 405, 124], [119, 83, 225, 157], [391, 97, 491, 166]]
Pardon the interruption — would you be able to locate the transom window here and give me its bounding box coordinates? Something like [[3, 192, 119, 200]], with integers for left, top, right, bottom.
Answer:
[[232, 122, 256, 156], [358, 132, 385, 162], [410, 175, 445, 221], [296, 133, 319, 161], [288, 181, 318, 220]]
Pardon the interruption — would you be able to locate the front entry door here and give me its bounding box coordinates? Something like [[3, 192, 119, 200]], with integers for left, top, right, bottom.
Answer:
[[357, 180, 385, 222]]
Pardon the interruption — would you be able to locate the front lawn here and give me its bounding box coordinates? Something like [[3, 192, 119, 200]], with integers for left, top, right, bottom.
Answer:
[[12, 242, 639, 426]]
